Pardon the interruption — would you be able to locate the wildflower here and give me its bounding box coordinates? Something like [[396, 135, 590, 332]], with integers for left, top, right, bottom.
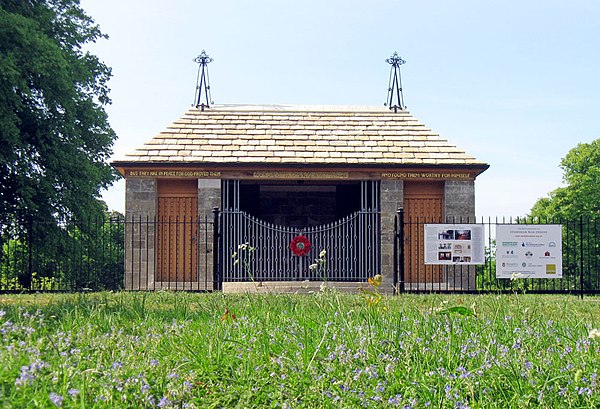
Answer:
[[368, 274, 382, 287], [588, 328, 600, 339], [577, 387, 592, 396], [221, 308, 237, 321], [388, 394, 402, 405], [14, 368, 34, 387], [68, 389, 79, 397], [512, 338, 522, 350], [158, 396, 171, 407], [49, 392, 63, 407]]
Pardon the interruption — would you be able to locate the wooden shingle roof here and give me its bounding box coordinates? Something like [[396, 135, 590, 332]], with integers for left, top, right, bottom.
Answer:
[[113, 105, 487, 168]]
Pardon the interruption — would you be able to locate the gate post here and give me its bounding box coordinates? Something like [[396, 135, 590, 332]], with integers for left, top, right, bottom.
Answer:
[[26, 216, 33, 290], [393, 214, 398, 292], [212, 207, 221, 291], [579, 215, 584, 299], [395, 208, 405, 294]]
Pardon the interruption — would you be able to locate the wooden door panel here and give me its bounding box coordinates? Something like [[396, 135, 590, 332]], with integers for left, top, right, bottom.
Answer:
[[157, 180, 198, 283], [404, 182, 444, 283]]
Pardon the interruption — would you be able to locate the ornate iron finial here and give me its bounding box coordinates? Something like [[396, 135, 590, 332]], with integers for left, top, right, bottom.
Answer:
[[193, 50, 213, 111], [385, 52, 406, 112]]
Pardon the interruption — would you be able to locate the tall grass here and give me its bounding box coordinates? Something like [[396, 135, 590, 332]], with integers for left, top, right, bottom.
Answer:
[[0, 291, 598, 408]]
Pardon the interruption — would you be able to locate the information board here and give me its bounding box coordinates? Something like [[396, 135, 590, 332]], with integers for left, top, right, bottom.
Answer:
[[424, 224, 485, 265], [496, 224, 562, 278]]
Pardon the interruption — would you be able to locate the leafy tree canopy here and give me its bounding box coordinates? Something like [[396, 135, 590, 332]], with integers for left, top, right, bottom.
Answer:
[[530, 138, 600, 220], [0, 0, 119, 226]]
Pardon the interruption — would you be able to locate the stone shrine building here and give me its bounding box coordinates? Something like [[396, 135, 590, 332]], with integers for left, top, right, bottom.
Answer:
[[112, 104, 489, 293]]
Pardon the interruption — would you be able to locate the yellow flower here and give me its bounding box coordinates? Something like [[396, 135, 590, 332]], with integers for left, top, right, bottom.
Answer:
[[589, 328, 600, 339], [368, 274, 382, 288]]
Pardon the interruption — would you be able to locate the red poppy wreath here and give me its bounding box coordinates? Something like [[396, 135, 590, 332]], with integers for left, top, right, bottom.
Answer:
[[290, 235, 311, 256]]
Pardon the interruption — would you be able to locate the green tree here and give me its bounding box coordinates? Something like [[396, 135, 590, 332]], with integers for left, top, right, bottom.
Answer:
[[529, 138, 600, 292], [0, 0, 119, 227], [530, 138, 600, 220]]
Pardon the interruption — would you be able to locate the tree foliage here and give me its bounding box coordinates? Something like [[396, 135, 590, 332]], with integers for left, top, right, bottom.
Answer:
[[530, 138, 600, 220], [0, 0, 119, 226]]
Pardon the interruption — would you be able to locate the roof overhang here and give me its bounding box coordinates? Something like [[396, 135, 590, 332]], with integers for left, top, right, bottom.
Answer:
[[112, 161, 490, 181]]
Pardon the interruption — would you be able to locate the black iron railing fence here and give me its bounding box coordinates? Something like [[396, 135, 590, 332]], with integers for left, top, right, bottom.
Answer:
[[0, 217, 125, 292], [0, 213, 598, 294], [394, 212, 600, 295], [123, 213, 217, 292]]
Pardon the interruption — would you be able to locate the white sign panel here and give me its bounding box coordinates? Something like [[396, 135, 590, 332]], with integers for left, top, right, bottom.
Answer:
[[424, 224, 485, 265], [496, 224, 562, 278]]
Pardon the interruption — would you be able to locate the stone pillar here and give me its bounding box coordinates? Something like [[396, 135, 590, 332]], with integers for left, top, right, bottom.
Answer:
[[198, 179, 221, 290], [380, 180, 404, 294], [124, 178, 157, 290], [444, 180, 475, 221], [444, 180, 476, 289]]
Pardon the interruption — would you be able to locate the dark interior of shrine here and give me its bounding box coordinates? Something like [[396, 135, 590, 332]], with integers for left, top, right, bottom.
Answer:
[[239, 181, 362, 228]]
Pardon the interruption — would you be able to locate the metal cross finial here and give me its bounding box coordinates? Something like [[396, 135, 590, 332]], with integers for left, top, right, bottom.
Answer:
[[385, 51, 406, 112], [193, 50, 214, 111]]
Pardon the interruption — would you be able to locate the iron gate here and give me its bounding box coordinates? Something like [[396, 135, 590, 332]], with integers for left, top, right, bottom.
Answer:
[[220, 180, 381, 283], [221, 210, 380, 282]]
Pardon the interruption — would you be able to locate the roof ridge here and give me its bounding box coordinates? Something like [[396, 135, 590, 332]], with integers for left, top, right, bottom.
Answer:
[[198, 104, 407, 113]]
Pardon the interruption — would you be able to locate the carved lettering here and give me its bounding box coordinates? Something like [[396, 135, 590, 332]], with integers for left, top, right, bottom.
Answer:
[[127, 170, 222, 178], [380, 172, 472, 179], [252, 171, 349, 179]]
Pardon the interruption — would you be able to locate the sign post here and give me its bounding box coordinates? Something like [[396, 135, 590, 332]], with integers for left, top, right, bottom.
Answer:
[[496, 225, 562, 279], [424, 224, 485, 265]]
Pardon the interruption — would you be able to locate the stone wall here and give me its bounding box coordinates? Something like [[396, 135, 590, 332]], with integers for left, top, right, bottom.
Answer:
[[124, 179, 156, 290], [380, 180, 404, 294], [444, 180, 477, 289], [444, 180, 475, 221], [198, 179, 221, 290]]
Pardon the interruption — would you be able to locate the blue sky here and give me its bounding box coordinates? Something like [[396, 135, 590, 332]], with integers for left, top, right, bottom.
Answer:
[[81, 0, 600, 217]]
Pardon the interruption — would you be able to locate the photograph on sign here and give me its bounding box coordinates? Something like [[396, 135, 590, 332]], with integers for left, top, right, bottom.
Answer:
[[424, 224, 485, 265], [496, 224, 562, 278]]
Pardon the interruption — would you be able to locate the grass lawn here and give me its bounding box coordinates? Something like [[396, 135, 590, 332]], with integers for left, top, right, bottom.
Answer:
[[0, 290, 599, 408]]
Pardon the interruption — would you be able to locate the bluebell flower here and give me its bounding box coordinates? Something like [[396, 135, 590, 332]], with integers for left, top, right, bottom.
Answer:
[[49, 392, 63, 407]]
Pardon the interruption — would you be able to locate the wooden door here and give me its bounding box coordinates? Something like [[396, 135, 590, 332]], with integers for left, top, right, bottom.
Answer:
[[156, 180, 198, 282], [404, 182, 444, 283]]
